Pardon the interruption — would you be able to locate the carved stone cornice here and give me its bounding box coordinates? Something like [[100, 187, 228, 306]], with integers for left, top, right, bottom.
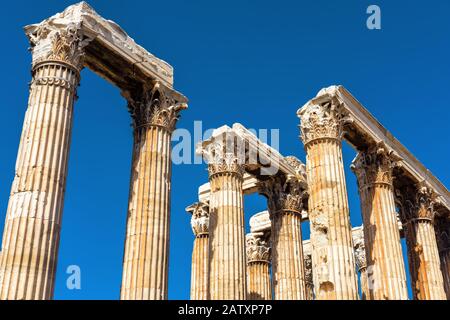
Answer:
[[352, 228, 367, 271], [258, 174, 307, 216], [351, 143, 402, 189], [27, 22, 90, 71], [298, 97, 351, 146], [284, 156, 308, 183], [126, 82, 187, 132], [186, 201, 210, 237], [246, 233, 270, 264], [395, 182, 439, 224]]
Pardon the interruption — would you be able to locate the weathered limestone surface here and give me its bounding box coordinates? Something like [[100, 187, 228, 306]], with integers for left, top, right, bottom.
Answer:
[[435, 218, 450, 299], [121, 85, 186, 300], [259, 157, 308, 300], [397, 184, 446, 300], [0, 22, 85, 299], [198, 129, 246, 299], [302, 241, 314, 300], [352, 227, 369, 300], [352, 144, 408, 300], [246, 233, 271, 300], [186, 202, 210, 300], [298, 98, 358, 300]]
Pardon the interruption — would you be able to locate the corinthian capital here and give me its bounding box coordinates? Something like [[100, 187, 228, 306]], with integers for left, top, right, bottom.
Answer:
[[186, 201, 210, 237], [197, 128, 246, 179], [246, 233, 271, 263], [126, 82, 188, 132], [26, 22, 90, 71], [395, 182, 439, 224], [258, 174, 307, 216], [298, 97, 350, 146], [351, 142, 402, 189]]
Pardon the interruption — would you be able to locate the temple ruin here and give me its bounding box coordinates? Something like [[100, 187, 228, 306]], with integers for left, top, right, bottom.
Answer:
[[0, 2, 448, 300]]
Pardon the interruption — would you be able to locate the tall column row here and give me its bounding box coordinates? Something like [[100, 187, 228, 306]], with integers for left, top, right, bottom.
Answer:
[[298, 99, 359, 300], [0, 24, 86, 300]]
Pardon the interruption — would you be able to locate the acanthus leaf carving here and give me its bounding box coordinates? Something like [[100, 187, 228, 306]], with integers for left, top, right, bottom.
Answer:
[[246, 233, 271, 263], [127, 82, 187, 132], [28, 22, 91, 71], [258, 173, 307, 216], [395, 182, 438, 224], [351, 142, 402, 189], [298, 98, 351, 145], [199, 135, 245, 179], [186, 201, 210, 237]]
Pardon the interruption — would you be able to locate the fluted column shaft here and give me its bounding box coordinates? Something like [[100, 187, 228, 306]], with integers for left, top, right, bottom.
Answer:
[[306, 139, 358, 300], [272, 211, 306, 299], [191, 235, 209, 300], [352, 146, 408, 300], [299, 101, 358, 300], [441, 249, 450, 299], [121, 85, 186, 300], [208, 171, 246, 299], [359, 266, 369, 300], [121, 125, 171, 300], [405, 219, 446, 300], [258, 159, 308, 300], [247, 262, 271, 300], [0, 58, 80, 300], [186, 201, 210, 300], [397, 185, 446, 300]]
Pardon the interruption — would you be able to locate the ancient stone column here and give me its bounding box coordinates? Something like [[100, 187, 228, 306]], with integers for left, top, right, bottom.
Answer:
[[246, 233, 271, 300], [303, 241, 314, 300], [298, 99, 358, 300], [200, 132, 246, 299], [120, 83, 187, 300], [186, 202, 210, 300], [352, 227, 369, 300], [351, 144, 408, 300], [0, 24, 87, 300], [259, 158, 308, 300], [397, 184, 446, 300], [435, 217, 450, 299]]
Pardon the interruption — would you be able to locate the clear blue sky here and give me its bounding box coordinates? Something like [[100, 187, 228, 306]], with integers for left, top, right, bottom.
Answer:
[[0, 0, 449, 300]]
